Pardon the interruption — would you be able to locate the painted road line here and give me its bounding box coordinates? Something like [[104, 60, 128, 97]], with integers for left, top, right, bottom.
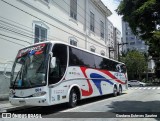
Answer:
[[157, 87, 160, 89], [147, 87, 151, 89], [152, 87, 156, 90]]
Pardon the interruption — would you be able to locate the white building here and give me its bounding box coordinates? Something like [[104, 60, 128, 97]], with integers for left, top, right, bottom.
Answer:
[[107, 19, 114, 58], [0, 0, 113, 98], [0, 0, 112, 71], [113, 27, 121, 60]]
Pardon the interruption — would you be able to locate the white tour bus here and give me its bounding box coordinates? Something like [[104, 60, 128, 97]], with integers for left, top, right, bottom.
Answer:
[[9, 41, 128, 107]]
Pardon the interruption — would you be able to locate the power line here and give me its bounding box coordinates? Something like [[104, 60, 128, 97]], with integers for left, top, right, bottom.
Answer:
[[0, 33, 32, 45], [1, 0, 108, 50], [0, 17, 106, 50], [0, 36, 26, 47], [0, 25, 33, 39], [0, 19, 33, 35]]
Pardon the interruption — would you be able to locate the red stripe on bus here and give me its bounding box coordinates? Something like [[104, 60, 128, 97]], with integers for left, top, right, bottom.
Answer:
[[80, 67, 93, 96], [101, 70, 126, 84]]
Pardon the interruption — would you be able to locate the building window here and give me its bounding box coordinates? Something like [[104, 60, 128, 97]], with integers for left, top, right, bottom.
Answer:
[[130, 42, 135, 45], [70, 39, 77, 46], [90, 12, 94, 32], [91, 48, 95, 52], [130, 36, 135, 40], [34, 25, 47, 43], [100, 21, 104, 38], [90, 46, 96, 52], [101, 51, 105, 56], [70, 0, 77, 20], [126, 37, 128, 41]]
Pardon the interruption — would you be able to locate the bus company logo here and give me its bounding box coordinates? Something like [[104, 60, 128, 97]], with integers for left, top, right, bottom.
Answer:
[[72, 68, 76, 71], [54, 90, 64, 94], [114, 73, 118, 77], [69, 72, 80, 75], [114, 73, 123, 77], [35, 88, 42, 92]]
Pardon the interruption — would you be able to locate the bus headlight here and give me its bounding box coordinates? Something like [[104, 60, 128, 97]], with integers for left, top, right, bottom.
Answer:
[[9, 89, 15, 97], [32, 91, 46, 97]]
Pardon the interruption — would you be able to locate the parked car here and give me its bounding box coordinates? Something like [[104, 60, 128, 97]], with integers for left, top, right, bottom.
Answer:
[[128, 80, 146, 87]]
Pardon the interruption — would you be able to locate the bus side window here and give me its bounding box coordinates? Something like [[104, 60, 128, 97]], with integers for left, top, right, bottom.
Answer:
[[49, 58, 60, 78], [121, 65, 127, 73], [49, 44, 67, 85], [116, 65, 121, 72]]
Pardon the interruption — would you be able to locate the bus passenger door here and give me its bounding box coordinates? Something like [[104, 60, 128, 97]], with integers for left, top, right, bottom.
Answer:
[[48, 44, 68, 104]]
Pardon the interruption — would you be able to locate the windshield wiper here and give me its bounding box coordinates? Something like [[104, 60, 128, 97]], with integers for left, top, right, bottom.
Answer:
[[12, 71, 20, 89]]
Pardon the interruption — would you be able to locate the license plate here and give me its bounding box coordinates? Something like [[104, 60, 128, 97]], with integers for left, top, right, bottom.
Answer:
[[19, 100, 26, 104]]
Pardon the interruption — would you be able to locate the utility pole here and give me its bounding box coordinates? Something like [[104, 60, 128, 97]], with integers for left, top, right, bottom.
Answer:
[[117, 42, 128, 61], [108, 47, 115, 58]]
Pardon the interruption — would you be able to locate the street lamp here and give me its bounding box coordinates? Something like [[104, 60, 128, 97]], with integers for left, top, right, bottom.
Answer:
[[108, 47, 115, 58], [117, 42, 128, 61]]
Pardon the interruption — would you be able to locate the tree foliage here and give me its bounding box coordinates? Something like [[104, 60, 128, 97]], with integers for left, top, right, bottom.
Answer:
[[117, 0, 160, 37], [116, 0, 160, 77], [120, 50, 147, 80]]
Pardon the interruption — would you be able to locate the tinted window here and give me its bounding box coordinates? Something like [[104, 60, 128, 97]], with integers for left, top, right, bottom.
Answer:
[[69, 47, 124, 72], [49, 44, 67, 84], [69, 47, 95, 68], [94, 56, 103, 69], [120, 64, 127, 73]]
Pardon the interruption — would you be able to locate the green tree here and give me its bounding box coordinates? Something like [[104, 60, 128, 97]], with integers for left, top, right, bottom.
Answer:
[[116, 0, 160, 77], [120, 50, 147, 80]]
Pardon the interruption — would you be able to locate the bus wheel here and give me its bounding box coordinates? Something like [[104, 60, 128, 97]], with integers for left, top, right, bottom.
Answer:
[[113, 86, 117, 97], [68, 89, 77, 108], [118, 86, 122, 95]]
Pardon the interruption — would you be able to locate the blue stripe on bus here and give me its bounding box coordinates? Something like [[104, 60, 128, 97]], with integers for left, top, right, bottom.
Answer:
[[90, 73, 114, 95]]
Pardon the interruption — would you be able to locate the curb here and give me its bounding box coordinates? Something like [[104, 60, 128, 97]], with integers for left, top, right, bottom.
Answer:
[[0, 105, 33, 113]]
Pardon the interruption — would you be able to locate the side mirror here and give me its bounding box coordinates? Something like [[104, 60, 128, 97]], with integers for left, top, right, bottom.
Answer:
[[3, 61, 13, 79], [50, 57, 56, 68]]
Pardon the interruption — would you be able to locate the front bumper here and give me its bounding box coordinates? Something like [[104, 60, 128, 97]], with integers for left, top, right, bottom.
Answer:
[[9, 96, 50, 106]]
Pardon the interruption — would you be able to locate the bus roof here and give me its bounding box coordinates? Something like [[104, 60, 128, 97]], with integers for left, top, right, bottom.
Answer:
[[24, 41, 125, 65]]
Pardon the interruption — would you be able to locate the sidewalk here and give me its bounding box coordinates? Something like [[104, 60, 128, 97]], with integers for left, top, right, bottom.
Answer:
[[0, 100, 23, 113], [0, 96, 33, 113], [0, 100, 29, 113]]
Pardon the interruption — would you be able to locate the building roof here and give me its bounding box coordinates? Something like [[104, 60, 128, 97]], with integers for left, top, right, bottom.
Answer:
[[91, 0, 112, 17]]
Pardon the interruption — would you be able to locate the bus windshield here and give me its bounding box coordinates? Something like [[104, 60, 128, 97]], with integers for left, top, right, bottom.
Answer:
[[10, 43, 50, 89]]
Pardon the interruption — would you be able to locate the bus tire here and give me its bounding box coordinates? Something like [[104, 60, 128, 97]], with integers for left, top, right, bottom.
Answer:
[[68, 89, 77, 108], [113, 85, 117, 97], [118, 85, 122, 95]]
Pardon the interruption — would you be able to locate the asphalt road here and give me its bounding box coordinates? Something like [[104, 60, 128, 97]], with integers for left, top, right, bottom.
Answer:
[[2, 86, 160, 121]]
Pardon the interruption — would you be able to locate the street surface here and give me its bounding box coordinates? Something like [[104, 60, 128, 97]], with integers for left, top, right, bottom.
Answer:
[[1, 86, 160, 121]]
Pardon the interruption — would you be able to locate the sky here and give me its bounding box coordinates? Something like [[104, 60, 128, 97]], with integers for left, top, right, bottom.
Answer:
[[101, 0, 122, 33]]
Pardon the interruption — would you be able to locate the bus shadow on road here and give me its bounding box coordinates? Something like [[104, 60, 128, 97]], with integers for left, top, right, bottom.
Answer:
[[10, 93, 127, 116], [78, 93, 127, 106]]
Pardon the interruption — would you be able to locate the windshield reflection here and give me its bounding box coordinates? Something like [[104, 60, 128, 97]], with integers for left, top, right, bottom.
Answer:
[[11, 44, 49, 89]]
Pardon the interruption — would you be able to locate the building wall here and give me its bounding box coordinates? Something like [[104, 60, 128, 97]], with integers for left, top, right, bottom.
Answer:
[[107, 19, 114, 58], [0, 0, 112, 96], [0, 0, 111, 65], [113, 27, 121, 60]]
